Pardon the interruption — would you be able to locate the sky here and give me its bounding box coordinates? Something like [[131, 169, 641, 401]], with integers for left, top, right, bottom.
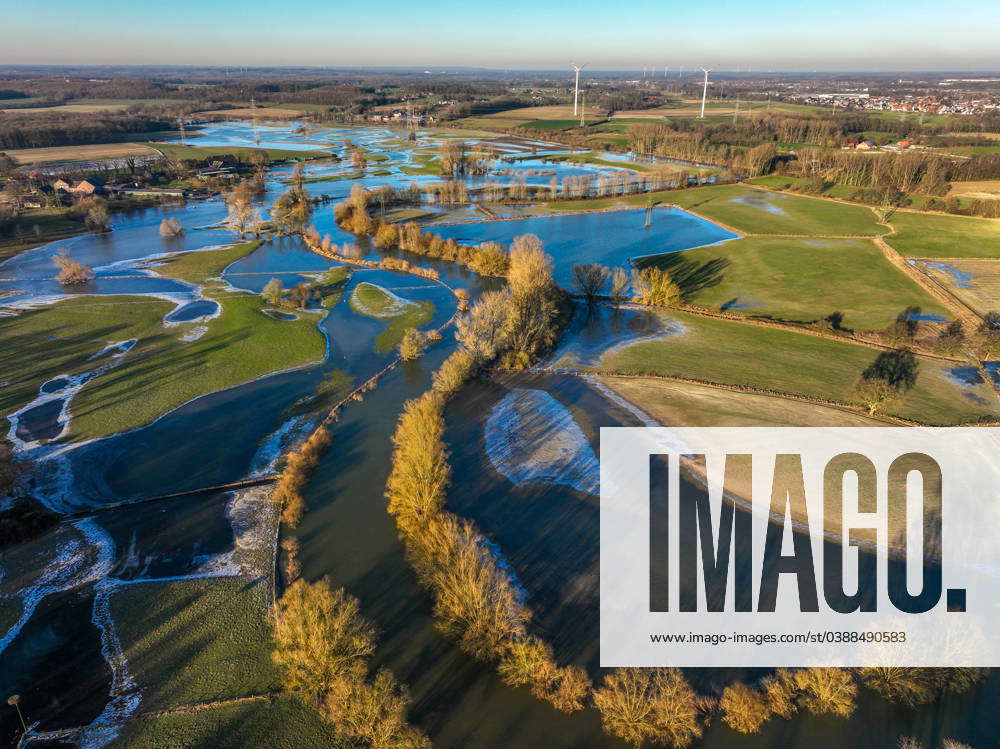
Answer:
[[2, 0, 999, 72]]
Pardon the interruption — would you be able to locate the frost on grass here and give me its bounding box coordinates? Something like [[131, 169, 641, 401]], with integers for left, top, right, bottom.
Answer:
[[484, 388, 599, 495], [349, 282, 418, 318]]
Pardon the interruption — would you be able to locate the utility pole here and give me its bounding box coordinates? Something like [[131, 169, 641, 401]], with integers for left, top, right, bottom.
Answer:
[[733, 95, 740, 124], [580, 95, 586, 127]]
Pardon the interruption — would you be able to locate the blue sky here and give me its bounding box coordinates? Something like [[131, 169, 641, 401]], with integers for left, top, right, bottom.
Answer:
[[2, 0, 999, 71]]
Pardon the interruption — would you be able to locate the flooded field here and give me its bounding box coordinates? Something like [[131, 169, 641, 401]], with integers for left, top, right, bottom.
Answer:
[[1, 120, 996, 749], [431, 207, 738, 287]]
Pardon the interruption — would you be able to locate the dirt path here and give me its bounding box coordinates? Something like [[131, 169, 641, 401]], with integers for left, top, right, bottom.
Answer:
[[873, 227, 984, 330]]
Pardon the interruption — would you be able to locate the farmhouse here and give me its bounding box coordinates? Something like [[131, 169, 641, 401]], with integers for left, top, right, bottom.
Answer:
[[52, 177, 105, 195]]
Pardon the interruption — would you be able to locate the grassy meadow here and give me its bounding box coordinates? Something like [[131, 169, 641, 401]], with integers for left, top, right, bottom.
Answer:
[[884, 211, 1000, 258], [0, 242, 327, 442], [650, 236, 948, 329], [109, 576, 280, 711], [593, 310, 998, 425], [666, 184, 884, 236]]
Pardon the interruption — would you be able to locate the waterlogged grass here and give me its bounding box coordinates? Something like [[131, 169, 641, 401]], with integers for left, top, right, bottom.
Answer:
[[667, 184, 885, 236], [541, 152, 653, 172], [595, 310, 997, 425], [349, 282, 408, 317], [375, 300, 434, 353], [2, 238, 330, 441], [66, 291, 325, 440], [539, 187, 683, 212], [884, 211, 1000, 258], [156, 239, 262, 284], [106, 696, 345, 749], [109, 576, 280, 711], [0, 295, 175, 424], [662, 236, 947, 329]]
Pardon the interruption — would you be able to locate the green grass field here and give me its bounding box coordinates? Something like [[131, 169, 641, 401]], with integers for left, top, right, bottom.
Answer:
[[745, 174, 975, 213], [667, 184, 885, 236], [0, 242, 326, 442], [652, 236, 948, 329], [157, 239, 261, 284], [154, 142, 329, 163], [885, 211, 1000, 258], [593, 310, 997, 425], [66, 290, 325, 440], [109, 577, 279, 711], [106, 696, 346, 749], [518, 119, 587, 131], [0, 208, 87, 262], [375, 300, 434, 353]]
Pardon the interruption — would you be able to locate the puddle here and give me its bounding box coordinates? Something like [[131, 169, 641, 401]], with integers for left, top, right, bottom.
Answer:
[[164, 300, 220, 323]]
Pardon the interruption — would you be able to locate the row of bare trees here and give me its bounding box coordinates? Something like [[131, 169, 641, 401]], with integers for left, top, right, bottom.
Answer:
[[334, 187, 511, 277]]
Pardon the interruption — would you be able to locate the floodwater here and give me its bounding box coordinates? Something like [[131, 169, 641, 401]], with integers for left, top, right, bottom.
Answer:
[[430, 207, 738, 287], [2, 120, 995, 748]]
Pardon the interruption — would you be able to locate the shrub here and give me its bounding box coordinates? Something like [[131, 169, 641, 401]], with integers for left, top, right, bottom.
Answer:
[[793, 667, 857, 717], [272, 578, 375, 705], [159, 217, 184, 237], [432, 350, 477, 394], [385, 392, 449, 526], [720, 682, 772, 734], [593, 668, 703, 748], [275, 427, 331, 527], [398, 328, 428, 361], [53, 249, 94, 285], [632, 266, 682, 306]]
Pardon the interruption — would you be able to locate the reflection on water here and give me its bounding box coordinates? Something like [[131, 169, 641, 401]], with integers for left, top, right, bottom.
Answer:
[[432, 207, 737, 288], [3, 120, 995, 749]]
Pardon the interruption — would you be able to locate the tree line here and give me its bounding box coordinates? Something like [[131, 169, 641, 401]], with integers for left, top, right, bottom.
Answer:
[[384, 238, 587, 714]]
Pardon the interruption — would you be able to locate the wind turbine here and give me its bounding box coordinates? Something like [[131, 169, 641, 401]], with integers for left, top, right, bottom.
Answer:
[[571, 63, 587, 116], [699, 68, 713, 119]]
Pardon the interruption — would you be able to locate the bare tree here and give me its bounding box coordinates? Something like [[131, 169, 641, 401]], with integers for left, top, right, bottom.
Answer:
[[53, 250, 94, 285], [610, 267, 630, 308], [226, 195, 260, 238], [572, 263, 610, 304]]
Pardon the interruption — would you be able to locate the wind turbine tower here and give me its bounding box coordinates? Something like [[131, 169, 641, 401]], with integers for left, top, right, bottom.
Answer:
[[571, 63, 587, 116], [699, 68, 713, 119]]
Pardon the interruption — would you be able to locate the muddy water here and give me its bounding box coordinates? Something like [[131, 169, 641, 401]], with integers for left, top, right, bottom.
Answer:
[[437, 370, 998, 748]]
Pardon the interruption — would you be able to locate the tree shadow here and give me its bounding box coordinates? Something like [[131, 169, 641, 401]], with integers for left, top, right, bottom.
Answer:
[[633, 253, 730, 301]]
